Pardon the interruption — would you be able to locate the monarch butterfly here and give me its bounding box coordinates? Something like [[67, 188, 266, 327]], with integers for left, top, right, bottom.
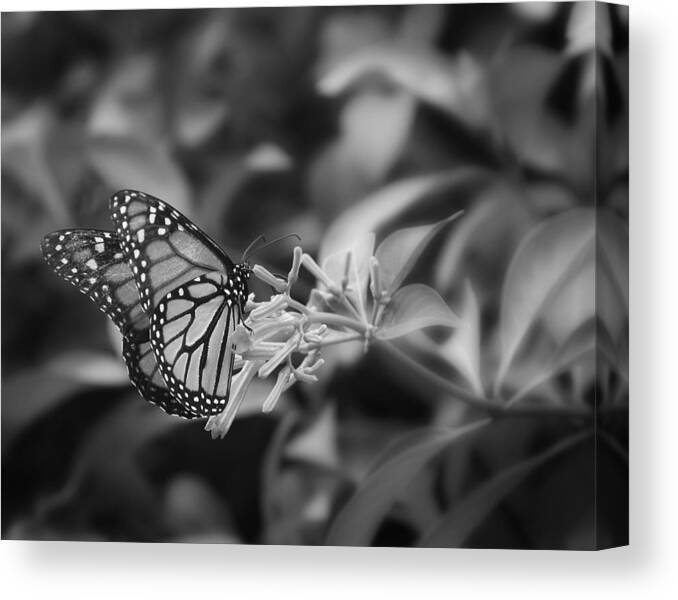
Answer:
[[42, 190, 259, 418]]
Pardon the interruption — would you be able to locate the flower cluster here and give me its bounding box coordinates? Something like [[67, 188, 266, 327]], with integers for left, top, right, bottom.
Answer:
[[206, 216, 462, 438]]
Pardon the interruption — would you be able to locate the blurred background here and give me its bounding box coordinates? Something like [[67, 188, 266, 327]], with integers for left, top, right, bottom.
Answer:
[[1, 2, 628, 547]]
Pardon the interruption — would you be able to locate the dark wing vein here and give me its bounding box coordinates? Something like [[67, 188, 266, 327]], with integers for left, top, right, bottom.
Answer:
[[109, 190, 234, 314], [42, 228, 196, 419], [149, 271, 243, 417]]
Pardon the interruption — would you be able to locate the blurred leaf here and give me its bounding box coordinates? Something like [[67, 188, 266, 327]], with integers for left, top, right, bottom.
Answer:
[[174, 99, 229, 148], [397, 4, 446, 44], [320, 168, 489, 264], [596, 210, 629, 315], [512, 2, 559, 22], [45, 351, 128, 386], [170, 17, 235, 148], [326, 419, 490, 546], [507, 318, 597, 406], [245, 143, 293, 172], [438, 280, 484, 396], [566, 1, 611, 57], [87, 135, 191, 213], [319, 45, 490, 130], [1, 104, 70, 225], [337, 417, 416, 483], [88, 54, 163, 142], [36, 400, 190, 537], [491, 46, 594, 189], [71, 401, 188, 476], [496, 208, 597, 392], [339, 88, 416, 182], [544, 210, 627, 345], [418, 431, 590, 547], [433, 182, 534, 299], [164, 474, 240, 542], [375, 211, 462, 295], [309, 87, 417, 222], [285, 405, 339, 470], [377, 284, 460, 340], [525, 182, 579, 216], [317, 10, 394, 72], [1, 369, 88, 452]]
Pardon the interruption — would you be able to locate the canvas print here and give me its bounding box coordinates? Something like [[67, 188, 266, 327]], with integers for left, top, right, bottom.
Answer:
[[1, 2, 628, 548]]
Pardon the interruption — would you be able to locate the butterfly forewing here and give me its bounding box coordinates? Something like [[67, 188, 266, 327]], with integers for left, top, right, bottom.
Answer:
[[109, 190, 234, 314], [150, 270, 248, 416], [42, 229, 195, 418], [41, 229, 148, 337]]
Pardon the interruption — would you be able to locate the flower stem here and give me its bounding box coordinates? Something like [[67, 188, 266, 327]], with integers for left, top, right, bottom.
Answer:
[[306, 311, 369, 334]]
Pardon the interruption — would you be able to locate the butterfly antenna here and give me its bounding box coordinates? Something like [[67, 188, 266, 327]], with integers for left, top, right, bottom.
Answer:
[[243, 233, 301, 261], [242, 235, 267, 261]]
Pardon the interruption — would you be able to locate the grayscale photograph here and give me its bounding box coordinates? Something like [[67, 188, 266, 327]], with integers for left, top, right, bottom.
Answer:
[[1, 2, 628, 549]]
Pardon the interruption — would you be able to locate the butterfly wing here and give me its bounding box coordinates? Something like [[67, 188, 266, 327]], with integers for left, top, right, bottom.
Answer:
[[41, 229, 147, 336], [109, 190, 234, 314], [122, 337, 195, 418], [41, 229, 194, 418], [149, 271, 246, 417]]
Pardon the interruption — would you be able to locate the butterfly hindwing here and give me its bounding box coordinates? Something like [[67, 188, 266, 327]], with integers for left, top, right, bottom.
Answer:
[[149, 270, 249, 416], [109, 190, 234, 314], [122, 336, 195, 419], [42, 229, 196, 418]]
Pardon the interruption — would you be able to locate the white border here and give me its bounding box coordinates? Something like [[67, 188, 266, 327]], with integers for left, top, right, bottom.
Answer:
[[4, 1, 678, 599]]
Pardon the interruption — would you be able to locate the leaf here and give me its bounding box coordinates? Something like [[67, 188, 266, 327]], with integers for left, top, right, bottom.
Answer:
[[375, 211, 463, 295], [41, 400, 190, 537], [326, 419, 490, 546], [507, 318, 597, 406], [318, 44, 490, 129], [309, 87, 418, 223], [45, 351, 129, 386], [1, 370, 88, 452], [512, 2, 559, 22], [566, 1, 612, 57], [496, 208, 596, 392], [316, 10, 394, 72], [439, 280, 484, 396], [397, 4, 446, 44], [284, 405, 339, 470], [320, 168, 489, 265], [1, 104, 70, 226], [164, 475, 239, 541], [596, 210, 629, 331], [432, 182, 534, 297], [174, 99, 229, 148], [88, 54, 163, 142], [87, 135, 191, 214], [338, 88, 418, 183], [377, 284, 460, 340], [245, 143, 293, 172], [418, 431, 590, 547], [490, 46, 593, 187]]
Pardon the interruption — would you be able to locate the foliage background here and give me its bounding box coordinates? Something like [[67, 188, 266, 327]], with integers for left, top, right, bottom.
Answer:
[[1, 2, 628, 547]]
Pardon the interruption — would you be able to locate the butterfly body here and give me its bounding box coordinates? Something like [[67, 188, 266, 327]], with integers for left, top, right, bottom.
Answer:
[[42, 190, 253, 419]]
